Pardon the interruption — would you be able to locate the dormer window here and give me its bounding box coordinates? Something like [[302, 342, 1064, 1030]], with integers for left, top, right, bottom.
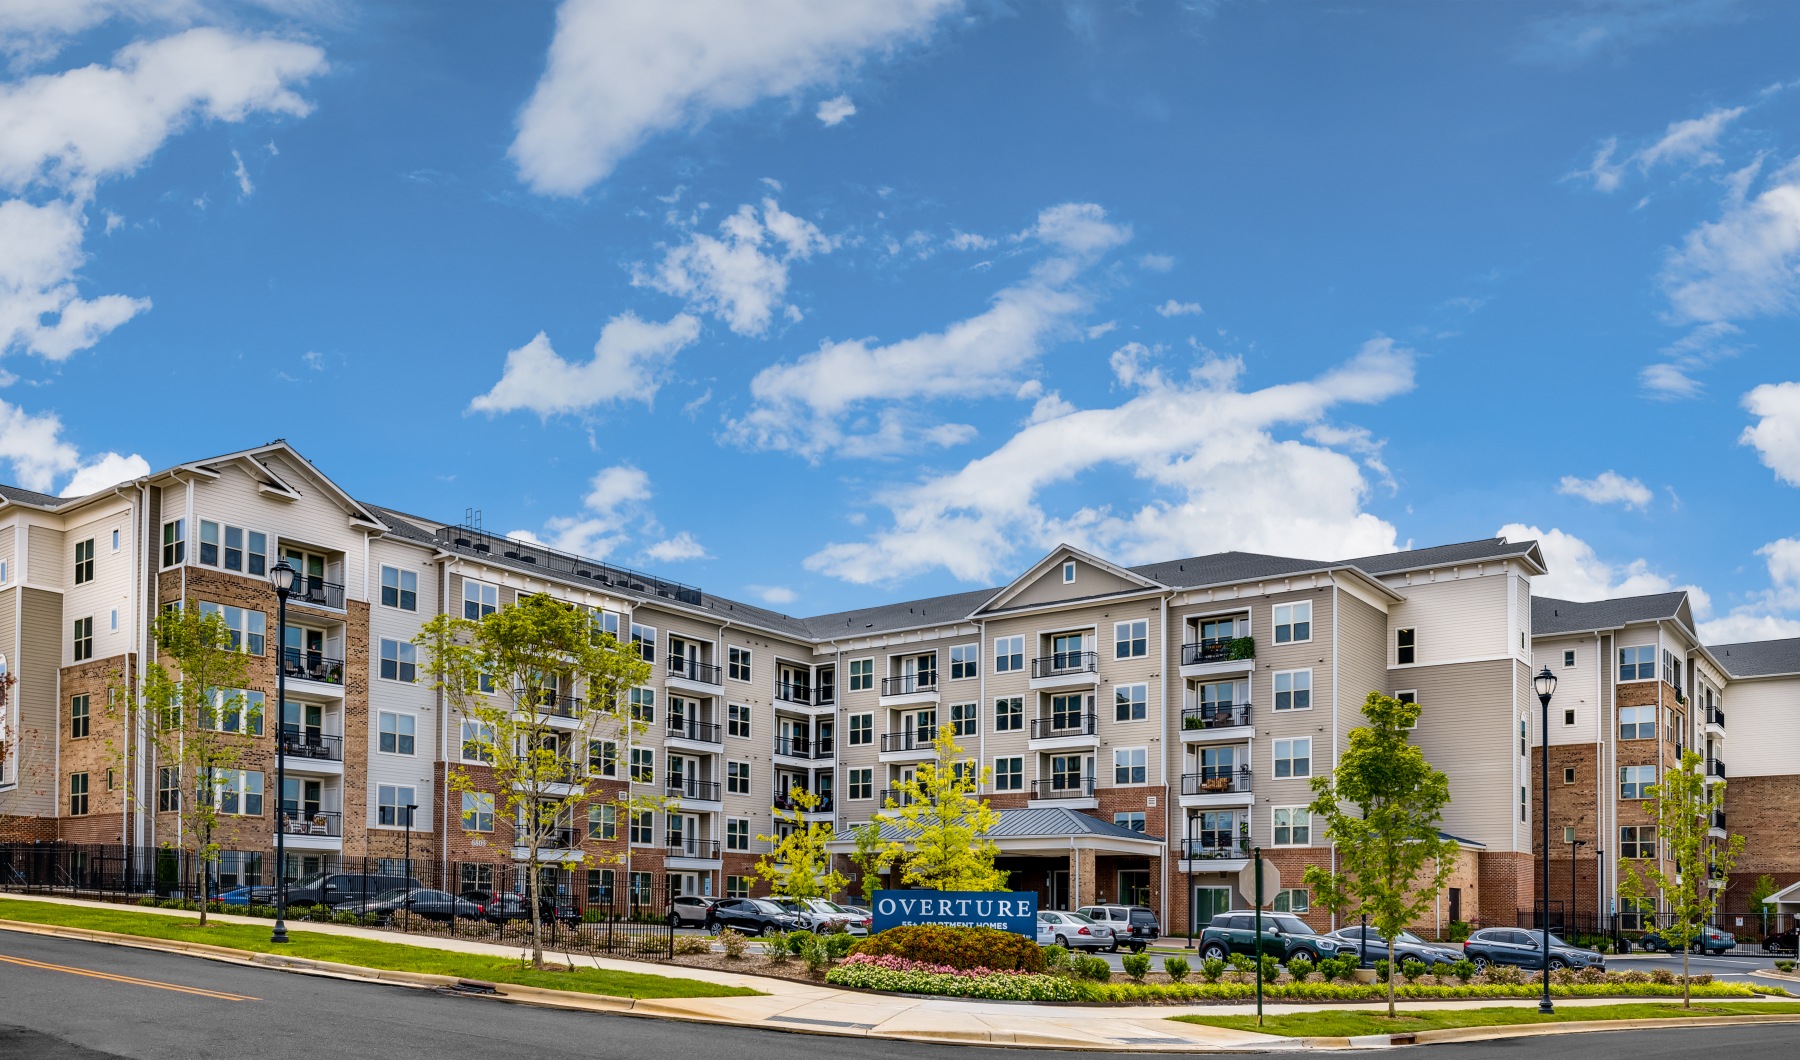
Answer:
[[1062, 561, 1076, 583]]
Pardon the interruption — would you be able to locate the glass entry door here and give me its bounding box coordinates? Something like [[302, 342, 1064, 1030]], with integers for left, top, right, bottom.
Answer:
[[1192, 886, 1231, 930]]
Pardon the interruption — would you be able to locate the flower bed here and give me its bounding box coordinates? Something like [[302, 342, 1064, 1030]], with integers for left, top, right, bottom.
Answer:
[[1083, 980, 1779, 1004], [851, 924, 1046, 972], [825, 953, 1081, 1001]]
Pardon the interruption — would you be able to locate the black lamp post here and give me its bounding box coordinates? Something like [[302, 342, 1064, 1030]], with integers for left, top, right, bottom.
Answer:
[[268, 559, 298, 945], [1533, 666, 1557, 1014]]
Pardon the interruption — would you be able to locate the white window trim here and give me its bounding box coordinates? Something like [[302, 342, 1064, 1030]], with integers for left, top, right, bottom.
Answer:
[[1062, 560, 1076, 583], [376, 710, 418, 756], [380, 564, 419, 612], [726, 759, 752, 796], [727, 701, 753, 739], [991, 756, 1024, 792], [1562, 649, 1577, 668], [1272, 601, 1313, 645], [1272, 668, 1314, 712], [948, 643, 979, 680], [1113, 619, 1149, 659], [847, 768, 873, 800], [1394, 626, 1417, 666], [1112, 746, 1149, 787], [377, 637, 417, 684], [1114, 681, 1149, 723], [847, 656, 874, 691], [372, 785, 418, 830], [1272, 806, 1311, 847], [1616, 644, 1657, 684], [1273, 737, 1313, 779], [461, 792, 495, 832], [725, 816, 751, 851], [1394, 689, 1418, 729], [993, 636, 1025, 673]]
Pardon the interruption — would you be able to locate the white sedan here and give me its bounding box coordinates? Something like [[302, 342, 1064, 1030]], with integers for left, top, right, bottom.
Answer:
[[1037, 910, 1115, 951]]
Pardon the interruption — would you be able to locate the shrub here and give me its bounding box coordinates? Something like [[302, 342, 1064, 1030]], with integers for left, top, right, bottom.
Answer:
[[1163, 956, 1190, 982], [1444, 920, 1472, 943], [1075, 955, 1112, 982], [136, 896, 159, 907], [582, 908, 606, 924], [764, 930, 794, 964], [1227, 953, 1257, 976], [1375, 959, 1392, 983], [1285, 956, 1314, 981], [1777, 960, 1796, 973], [1401, 959, 1426, 982], [719, 928, 748, 959], [1448, 959, 1476, 983], [1041, 944, 1071, 973], [248, 904, 277, 919], [1121, 953, 1151, 981], [1200, 957, 1226, 983], [826, 956, 1080, 1001], [799, 935, 833, 975], [784, 929, 816, 957], [1258, 954, 1280, 983], [823, 932, 858, 960], [1594, 938, 1612, 954], [1483, 964, 1523, 985], [673, 934, 713, 956], [631, 934, 668, 955], [852, 924, 1046, 973], [1651, 968, 1676, 985]]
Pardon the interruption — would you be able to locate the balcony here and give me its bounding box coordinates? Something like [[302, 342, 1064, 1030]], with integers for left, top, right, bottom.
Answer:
[[1030, 776, 1097, 808], [519, 691, 584, 723], [1179, 766, 1254, 807], [877, 787, 914, 808], [1180, 703, 1252, 741], [290, 577, 345, 611], [1180, 636, 1256, 677], [666, 838, 721, 863], [278, 809, 343, 850], [879, 673, 940, 706], [281, 649, 345, 688], [1705, 706, 1726, 735], [666, 656, 722, 687], [878, 729, 939, 761], [1028, 712, 1098, 750], [776, 681, 814, 705], [773, 735, 816, 760], [666, 718, 723, 748], [1706, 758, 1726, 782], [666, 776, 722, 805], [1710, 810, 1727, 837], [1028, 650, 1098, 691], [1180, 833, 1251, 868], [278, 729, 343, 775], [773, 790, 834, 813]]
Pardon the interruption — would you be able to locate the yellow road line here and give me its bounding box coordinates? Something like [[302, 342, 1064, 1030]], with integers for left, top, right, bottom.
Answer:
[[0, 952, 257, 1001]]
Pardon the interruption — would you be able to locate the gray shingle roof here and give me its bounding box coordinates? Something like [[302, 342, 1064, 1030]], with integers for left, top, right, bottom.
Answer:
[[800, 587, 1004, 639], [0, 484, 74, 509], [1707, 638, 1800, 679], [1533, 593, 1689, 636], [1345, 537, 1543, 575], [1128, 551, 1331, 588], [872, 805, 1163, 844]]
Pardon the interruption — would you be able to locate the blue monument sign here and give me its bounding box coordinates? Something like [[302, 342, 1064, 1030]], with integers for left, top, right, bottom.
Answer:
[[870, 890, 1038, 937]]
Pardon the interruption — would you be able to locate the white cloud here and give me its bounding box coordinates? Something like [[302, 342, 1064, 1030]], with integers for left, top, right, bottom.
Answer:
[[1698, 611, 1800, 643], [804, 338, 1415, 585], [510, 0, 956, 195], [1155, 299, 1202, 317], [725, 201, 1131, 459], [1557, 470, 1653, 509], [0, 395, 146, 494], [1519, 1, 1747, 68], [59, 449, 149, 496], [643, 531, 710, 562], [0, 197, 149, 359], [815, 93, 855, 126], [1578, 106, 1747, 194], [469, 312, 701, 416], [1660, 155, 1800, 323], [230, 148, 252, 195], [1697, 536, 1800, 643], [1740, 380, 1800, 485], [636, 198, 829, 336], [747, 584, 797, 605], [522, 463, 707, 567], [946, 230, 994, 251], [1137, 253, 1174, 272], [1499, 523, 1690, 602], [1639, 322, 1743, 399]]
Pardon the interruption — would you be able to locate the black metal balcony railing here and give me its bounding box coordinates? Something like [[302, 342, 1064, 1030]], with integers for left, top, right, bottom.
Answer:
[[1181, 703, 1252, 732], [278, 808, 342, 837], [877, 788, 913, 808], [291, 577, 346, 610], [881, 673, 938, 696], [879, 729, 938, 753], [1032, 776, 1096, 800], [1181, 766, 1254, 796], [667, 719, 723, 745], [532, 760, 582, 785], [281, 649, 345, 685], [1707, 705, 1727, 729], [1031, 651, 1098, 679], [1181, 834, 1250, 860], [542, 827, 577, 850], [667, 656, 722, 685], [278, 728, 344, 762], [773, 791, 834, 812], [1181, 636, 1254, 666], [666, 776, 722, 802], [666, 839, 721, 860], [815, 685, 836, 706], [1712, 810, 1727, 830], [774, 736, 814, 758], [525, 693, 583, 720], [776, 681, 814, 705], [1030, 713, 1098, 740], [1707, 758, 1727, 778]]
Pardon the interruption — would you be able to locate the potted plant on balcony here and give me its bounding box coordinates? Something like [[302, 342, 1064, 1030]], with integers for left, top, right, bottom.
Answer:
[[1227, 636, 1255, 661], [1183, 712, 1204, 731]]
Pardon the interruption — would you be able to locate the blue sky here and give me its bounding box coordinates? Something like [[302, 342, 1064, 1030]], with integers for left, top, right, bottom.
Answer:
[[4, 0, 1800, 639]]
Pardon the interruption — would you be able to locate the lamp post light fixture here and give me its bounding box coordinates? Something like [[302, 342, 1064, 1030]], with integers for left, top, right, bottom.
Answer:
[[267, 559, 299, 945], [1533, 666, 1558, 1014]]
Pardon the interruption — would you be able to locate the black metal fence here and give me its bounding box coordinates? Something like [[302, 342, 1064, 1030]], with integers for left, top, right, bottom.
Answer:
[[1514, 901, 1796, 953]]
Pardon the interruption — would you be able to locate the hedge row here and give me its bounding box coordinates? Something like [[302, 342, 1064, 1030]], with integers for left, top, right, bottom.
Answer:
[[850, 925, 1045, 973]]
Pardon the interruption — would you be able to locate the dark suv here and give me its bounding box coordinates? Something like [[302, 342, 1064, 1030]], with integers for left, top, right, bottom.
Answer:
[[1199, 912, 1355, 963], [1463, 928, 1605, 971], [1326, 925, 1466, 969], [1078, 904, 1161, 953], [286, 871, 418, 910]]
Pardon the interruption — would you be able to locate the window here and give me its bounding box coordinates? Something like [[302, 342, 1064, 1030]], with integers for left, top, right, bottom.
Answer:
[[1619, 705, 1656, 740], [1564, 708, 1575, 726], [588, 739, 617, 777], [69, 772, 89, 816], [1392, 690, 1419, 729], [848, 713, 872, 745], [1114, 682, 1148, 721], [196, 522, 266, 574], [588, 607, 620, 645], [462, 792, 495, 832], [588, 804, 617, 840], [161, 519, 185, 567], [847, 657, 872, 691], [1273, 669, 1312, 711], [73, 538, 94, 584], [726, 761, 750, 795], [378, 638, 416, 682], [378, 712, 416, 755], [218, 770, 266, 817], [991, 757, 1022, 791], [1273, 889, 1310, 914], [1113, 811, 1146, 833], [461, 720, 495, 763], [377, 785, 415, 826], [1619, 645, 1655, 682], [1062, 560, 1076, 583], [1520, 717, 1528, 756], [1114, 619, 1149, 660], [1273, 602, 1311, 643], [715, 645, 747, 683], [1563, 649, 1577, 668], [717, 701, 747, 739], [70, 694, 89, 738], [463, 579, 498, 620], [630, 812, 653, 845], [630, 748, 654, 783], [1662, 648, 1680, 687], [1396, 628, 1416, 665], [994, 696, 1023, 731], [73, 617, 93, 661], [1620, 765, 1656, 800], [724, 818, 750, 852], [950, 643, 979, 679], [1520, 785, 1527, 821], [726, 876, 751, 900], [994, 636, 1024, 673], [1274, 807, 1311, 845], [1113, 747, 1147, 785], [381, 566, 418, 610], [950, 702, 978, 736], [110, 609, 117, 632], [1619, 896, 1656, 929], [1564, 826, 1577, 845], [0, 560, 7, 582], [1274, 738, 1311, 778], [1564, 766, 1576, 784], [197, 602, 266, 655], [201, 689, 264, 735], [630, 687, 655, 723], [848, 768, 873, 800], [157, 767, 179, 812], [1620, 825, 1656, 859], [630, 623, 656, 662]]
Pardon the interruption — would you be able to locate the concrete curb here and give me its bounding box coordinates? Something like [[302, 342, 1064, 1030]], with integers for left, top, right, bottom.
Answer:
[[1306, 1011, 1800, 1048]]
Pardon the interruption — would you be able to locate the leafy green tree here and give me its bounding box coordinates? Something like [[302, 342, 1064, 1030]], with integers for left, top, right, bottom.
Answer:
[[849, 821, 887, 903], [417, 592, 652, 967], [1302, 692, 1457, 1017], [755, 786, 847, 900], [1749, 874, 1780, 936], [111, 606, 257, 926], [1619, 749, 1745, 1007], [874, 724, 1007, 891]]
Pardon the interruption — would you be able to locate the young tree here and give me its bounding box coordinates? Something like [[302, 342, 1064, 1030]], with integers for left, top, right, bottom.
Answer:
[[873, 724, 1007, 892], [112, 605, 258, 926], [755, 786, 847, 901], [1302, 692, 1458, 1018], [417, 592, 653, 967], [1619, 749, 1745, 1007], [849, 821, 886, 903], [1749, 874, 1780, 937]]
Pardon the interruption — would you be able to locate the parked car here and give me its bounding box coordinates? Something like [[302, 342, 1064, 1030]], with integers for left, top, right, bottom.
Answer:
[[1037, 910, 1115, 951], [836, 904, 874, 935], [214, 886, 277, 907], [285, 871, 417, 910], [1463, 928, 1605, 971], [1200, 912, 1356, 963], [352, 888, 484, 924], [1077, 904, 1160, 952], [669, 895, 721, 928], [779, 897, 856, 933], [460, 890, 580, 927], [706, 897, 802, 936], [1635, 925, 1734, 955], [1326, 925, 1465, 969], [1762, 927, 1797, 953]]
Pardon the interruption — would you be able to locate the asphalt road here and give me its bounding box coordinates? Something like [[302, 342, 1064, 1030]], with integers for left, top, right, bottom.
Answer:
[[4, 928, 1799, 1060]]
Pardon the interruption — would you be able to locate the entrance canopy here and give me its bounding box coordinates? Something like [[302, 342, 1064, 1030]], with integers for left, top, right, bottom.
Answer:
[[827, 806, 1165, 857]]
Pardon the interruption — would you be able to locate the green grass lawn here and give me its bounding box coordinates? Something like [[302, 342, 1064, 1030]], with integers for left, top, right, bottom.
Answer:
[[0, 898, 757, 1000], [1173, 1001, 1800, 1039]]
